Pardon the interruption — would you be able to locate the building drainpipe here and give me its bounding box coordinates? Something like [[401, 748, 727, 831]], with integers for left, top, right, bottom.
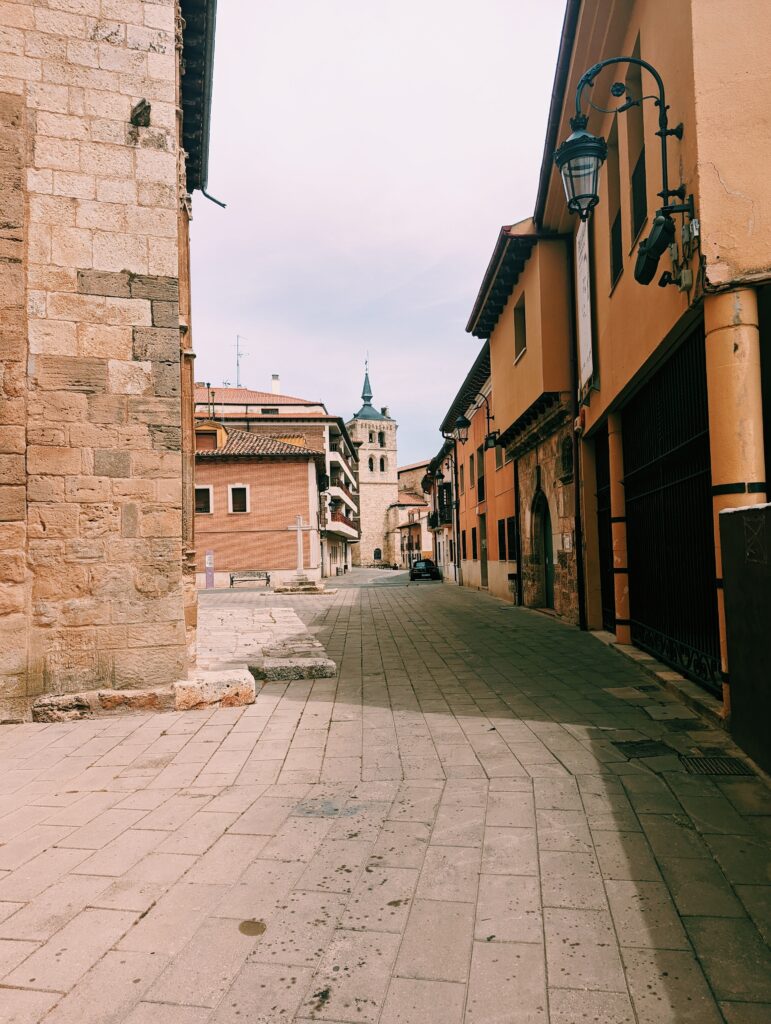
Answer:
[[452, 442, 463, 586], [513, 457, 524, 605], [564, 235, 588, 632]]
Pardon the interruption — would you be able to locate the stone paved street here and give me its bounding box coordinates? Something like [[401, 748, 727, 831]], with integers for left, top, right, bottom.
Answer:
[[1, 572, 770, 1023]]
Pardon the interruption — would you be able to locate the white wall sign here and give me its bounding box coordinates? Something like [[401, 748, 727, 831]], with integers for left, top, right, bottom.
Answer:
[[575, 219, 594, 395]]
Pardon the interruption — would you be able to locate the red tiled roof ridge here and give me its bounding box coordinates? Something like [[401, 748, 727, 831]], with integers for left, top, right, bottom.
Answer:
[[193, 385, 321, 406]]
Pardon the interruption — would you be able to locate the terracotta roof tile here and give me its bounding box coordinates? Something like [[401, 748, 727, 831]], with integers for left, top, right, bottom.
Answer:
[[194, 385, 321, 406], [196, 429, 321, 459]]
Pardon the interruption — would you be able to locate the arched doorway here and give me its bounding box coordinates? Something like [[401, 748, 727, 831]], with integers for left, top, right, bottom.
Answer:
[[531, 490, 554, 609]]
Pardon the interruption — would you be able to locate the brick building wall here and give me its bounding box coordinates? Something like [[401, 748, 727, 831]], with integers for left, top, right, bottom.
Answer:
[[194, 457, 319, 582], [0, 2, 196, 717]]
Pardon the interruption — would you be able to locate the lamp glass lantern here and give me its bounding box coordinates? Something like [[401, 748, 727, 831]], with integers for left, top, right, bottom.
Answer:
[[454, 414, 471, 445], [554, 123, 608, 222]]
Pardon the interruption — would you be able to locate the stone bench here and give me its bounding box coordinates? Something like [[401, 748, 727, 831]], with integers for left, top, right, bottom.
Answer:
[[229, 570, 271, 588]]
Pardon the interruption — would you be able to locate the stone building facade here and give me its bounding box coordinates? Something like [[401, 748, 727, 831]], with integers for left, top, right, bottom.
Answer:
[[346, 370, 398, 566], [0, 1, 217, 718]]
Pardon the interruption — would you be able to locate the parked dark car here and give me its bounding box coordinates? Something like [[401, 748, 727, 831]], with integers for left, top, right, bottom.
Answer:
[[409, 559, 441, 581]]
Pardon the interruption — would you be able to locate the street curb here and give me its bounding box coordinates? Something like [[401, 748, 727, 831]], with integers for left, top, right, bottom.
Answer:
[[590, 630, 726, 730]]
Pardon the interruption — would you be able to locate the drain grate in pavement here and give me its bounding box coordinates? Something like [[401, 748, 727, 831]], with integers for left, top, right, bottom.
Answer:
[[612, 739, 675, 759], [680, 755, 754, 776]]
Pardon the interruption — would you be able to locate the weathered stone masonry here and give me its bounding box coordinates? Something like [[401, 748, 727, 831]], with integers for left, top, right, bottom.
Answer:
[[0, 1, 212, 718]]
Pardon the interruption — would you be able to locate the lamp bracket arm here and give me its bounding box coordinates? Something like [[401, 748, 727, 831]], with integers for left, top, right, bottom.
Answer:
[[573, 56, 668, 131]]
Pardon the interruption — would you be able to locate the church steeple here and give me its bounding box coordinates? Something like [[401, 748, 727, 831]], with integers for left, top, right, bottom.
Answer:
[[352, 360, 390, 421], [361, 363, 373, 405]]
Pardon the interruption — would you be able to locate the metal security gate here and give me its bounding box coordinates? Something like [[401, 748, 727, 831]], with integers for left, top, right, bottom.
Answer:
[[622, 325, 721, 693], [594, 424, 616, 632]]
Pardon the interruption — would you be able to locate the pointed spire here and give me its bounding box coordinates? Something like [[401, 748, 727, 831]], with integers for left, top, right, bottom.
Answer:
[[362, 359, 373, 404]]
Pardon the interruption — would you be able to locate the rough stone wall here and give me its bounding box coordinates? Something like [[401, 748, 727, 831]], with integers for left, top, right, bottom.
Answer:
[[0, 2, 190, 717], [517, 417, 579, 624], [347, 415, 398, 565]]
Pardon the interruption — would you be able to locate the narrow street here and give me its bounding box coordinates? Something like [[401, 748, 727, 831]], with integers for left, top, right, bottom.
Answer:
[[1, 573, 769, 1024]]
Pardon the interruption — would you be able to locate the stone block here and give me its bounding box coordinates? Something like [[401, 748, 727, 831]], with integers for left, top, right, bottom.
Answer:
[[93, 230, 147, 275], [64, 476, 111, 502], [0, 486, 25, 521], [28, 475, 65, 502], [32, 693, 93, 722], [34, 355, 107, 393], [93, 449, 130, 478], [77, 323, 133, 359], [127, 396, 180, 425], [174, 668, 255, 711], [132, 326, 178, 361], [97, 687, 173, 712], [139, 503, 180, 538], [0, 550, 25, 584], [0, 426, 25, 455], [87, 394, 127, 424], [148, 299, 177, 327], [79, 502, 120, 537], [28, 319, 77, 356], [150, 424, 181, 451], [129, 274, 178, 301], [77, 269, 131, 297], [153, 360, 180, 398], [0, 454, 24, 485], [28, 391, 87, 423], [107, 358, 151, 395], [132, 450, 180, 478], [27, 426, 66, 446], [113, 645, 185, 689], [0, 581, 25, 615], [28, 444, 81, 476]]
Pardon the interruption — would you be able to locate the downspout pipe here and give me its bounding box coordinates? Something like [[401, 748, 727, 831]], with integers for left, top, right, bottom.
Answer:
[[452, 441, 463, 586], [513, 457, 523, 606], [563, 233, 588, 631]]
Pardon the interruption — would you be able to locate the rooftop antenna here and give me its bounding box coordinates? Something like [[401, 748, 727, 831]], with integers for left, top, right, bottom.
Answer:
[[235, 335, 248, 388]]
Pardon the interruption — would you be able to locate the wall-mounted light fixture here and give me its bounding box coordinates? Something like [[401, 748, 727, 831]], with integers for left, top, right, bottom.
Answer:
[[554, 56, 693, 287], [454, 392, 498, 448]]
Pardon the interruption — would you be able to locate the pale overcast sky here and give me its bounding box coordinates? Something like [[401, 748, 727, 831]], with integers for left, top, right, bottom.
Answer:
[[190, 0, 566, 464]]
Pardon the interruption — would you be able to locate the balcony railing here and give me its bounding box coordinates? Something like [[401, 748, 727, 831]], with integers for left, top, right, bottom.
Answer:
[[331, 510, 356, 529], [330, 478, 355, 500]]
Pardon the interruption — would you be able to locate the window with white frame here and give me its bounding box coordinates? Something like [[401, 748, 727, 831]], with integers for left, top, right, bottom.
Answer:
[[228, 484, 249, 513], [195, 486, 213, 514]]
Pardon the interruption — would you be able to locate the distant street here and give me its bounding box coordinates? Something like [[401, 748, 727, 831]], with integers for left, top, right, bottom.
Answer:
[[1, 576, 769, 1023]]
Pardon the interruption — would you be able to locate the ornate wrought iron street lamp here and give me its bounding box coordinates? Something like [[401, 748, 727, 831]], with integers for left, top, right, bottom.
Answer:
[[454, 414, 471, 445], [554, 57, 693, 286]]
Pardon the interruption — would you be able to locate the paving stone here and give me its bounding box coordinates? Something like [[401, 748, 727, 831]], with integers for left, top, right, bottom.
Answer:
[[124, 1006, 212, 1024], [5, 908, 135, 991], [379, 977, 465, 1024], [659, 856, 745, 916], [465, 940, 547, 1023], [249, 889, 347, 967], [117, 882, 228, 956], [622, 947, 724, 1023], [539, 851, 607, 910], [544, 907, 626, 991], [592, 829, 662, 880], [684, 916, 771, 1001], [719, 1002, 771, 1024], [536, 809, 593, 853], [0, 988, 59, 1023], [605, 879, 689, 949], [369, 821, 430, 869], [704, 833, 771, 885], [475, 873, 542, 943], [415, 844, 480, 902], [146, 916, 258, 1008], [394, 899, 474, 983], [481, 826, 538, 874], [298, 928, 401, 1022], [210, 961, 315, 1023], [0, 873, 110, 941], [548, 988, 635, 1024], [341, 865, 419, 932]]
